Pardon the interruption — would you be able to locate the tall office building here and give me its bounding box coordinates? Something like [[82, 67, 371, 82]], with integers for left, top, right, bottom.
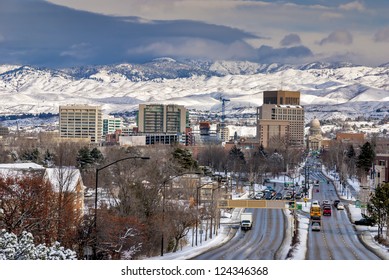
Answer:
[[103, 116, 123, 135], [257, 90, 304, 147], [59, 104, 103, 143], [137, 104, 187, 134]]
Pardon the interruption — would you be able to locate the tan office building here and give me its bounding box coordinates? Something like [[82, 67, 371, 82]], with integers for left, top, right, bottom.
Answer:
[[59, 104, 103, 143], [137, 104, 187, 134], [263, 90, 300, 105], [257, 119, 290, 148], [257, 90, 305, 147]]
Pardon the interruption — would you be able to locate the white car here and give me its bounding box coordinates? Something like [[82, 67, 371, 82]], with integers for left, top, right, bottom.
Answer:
[[337, 202, 345, 210], [311, 221, 321, 231], [254, 192, 264, 200]]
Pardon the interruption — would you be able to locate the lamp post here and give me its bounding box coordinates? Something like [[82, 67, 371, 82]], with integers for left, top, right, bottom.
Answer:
[[93, 156, 150, 260]]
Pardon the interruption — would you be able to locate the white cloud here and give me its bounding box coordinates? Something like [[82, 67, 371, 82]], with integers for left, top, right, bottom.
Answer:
[[60, 43, 94, 59], [339, 1, 366, 12]]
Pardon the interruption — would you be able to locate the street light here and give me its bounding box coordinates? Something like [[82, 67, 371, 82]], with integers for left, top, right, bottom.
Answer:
[[93, 155, 150, 260]]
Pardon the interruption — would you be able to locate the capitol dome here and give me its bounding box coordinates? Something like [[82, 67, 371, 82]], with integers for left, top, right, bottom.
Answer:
[[309, 117, 322, 135], [311, 117, 320, 128]]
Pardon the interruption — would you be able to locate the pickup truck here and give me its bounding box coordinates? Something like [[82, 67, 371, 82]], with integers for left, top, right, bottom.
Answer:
[[240, 212, 253, 230]]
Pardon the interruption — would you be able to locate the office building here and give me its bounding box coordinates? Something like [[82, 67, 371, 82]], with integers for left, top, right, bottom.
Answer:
[[137, 104, 188, 134], [103, 116, 123, 136], [59, 104, 102, 143], [257, 90, 305, 147]]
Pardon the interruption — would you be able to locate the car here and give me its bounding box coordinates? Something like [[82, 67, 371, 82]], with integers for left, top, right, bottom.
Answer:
[[254, 192, 264, 200], [283, 192, 293, 200], [294, 192, 303, 199], [354, 218, 376, 226], [333, 200, 340, 208], [264, 191, 273, 200], [311, 221, 321, 231], [312, 200, 319, 206], [323, 205, 332, 216], [275, 192, 283, 200], [322, 200, 330, 206], [336, 202, 344, 210]]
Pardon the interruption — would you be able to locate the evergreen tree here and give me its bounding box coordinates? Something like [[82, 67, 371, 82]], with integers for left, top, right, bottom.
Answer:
[[367, 182, 389, 239], [76, 146, 94, 170], [0, 230, 77, 260], [20, 148, 40, 163], [43, 149, 55, 167], [356, 142, 375, 175], [90, 147, 104, 163], [172, 147, 198, 172]]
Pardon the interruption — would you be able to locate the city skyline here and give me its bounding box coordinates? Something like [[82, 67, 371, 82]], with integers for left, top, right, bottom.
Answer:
[[0, 0, 388, 67]]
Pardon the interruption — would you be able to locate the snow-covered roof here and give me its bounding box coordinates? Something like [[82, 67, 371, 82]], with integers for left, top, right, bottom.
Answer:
[[0, 163, 45, 178], [0, 163, 45, 170], [44, 167, 83, 193]]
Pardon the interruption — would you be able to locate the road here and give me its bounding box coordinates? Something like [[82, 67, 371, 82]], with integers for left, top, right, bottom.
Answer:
[[306, 170, 381, 260], [193, 207, 287, 260]]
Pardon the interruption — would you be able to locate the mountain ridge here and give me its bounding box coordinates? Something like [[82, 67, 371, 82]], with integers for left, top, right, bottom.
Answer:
[[0, 59, 388, 121]]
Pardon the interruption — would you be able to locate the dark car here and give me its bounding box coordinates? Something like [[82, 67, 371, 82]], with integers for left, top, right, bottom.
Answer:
[[333, 200, 340, 208], [264, 191, 273, 200], [354, 218, 376, 226], [275, 192, 283, 200], [294, 192, 303, 199]]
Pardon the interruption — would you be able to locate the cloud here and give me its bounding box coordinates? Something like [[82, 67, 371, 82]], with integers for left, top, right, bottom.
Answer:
[[60, 43, 95, 59], [257, 45, 313, 64], [339, 1, 366, 12], [0, 0, 259, 67], [318, 30, 353, 45], [374, 27, 389, 42], [280, 34, 302, 47], [128, 38, 257, 61]]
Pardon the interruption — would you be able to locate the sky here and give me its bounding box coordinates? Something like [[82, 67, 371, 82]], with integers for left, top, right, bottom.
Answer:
[[0, 0, 388, 68]]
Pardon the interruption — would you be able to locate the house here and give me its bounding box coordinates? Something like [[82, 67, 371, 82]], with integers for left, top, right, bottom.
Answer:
[[0, 163, 85, 218], [44, 167, 85, 218]]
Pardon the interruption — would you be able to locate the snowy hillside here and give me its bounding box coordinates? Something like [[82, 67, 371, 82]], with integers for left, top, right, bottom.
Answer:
[[0, 59, 388, 122]]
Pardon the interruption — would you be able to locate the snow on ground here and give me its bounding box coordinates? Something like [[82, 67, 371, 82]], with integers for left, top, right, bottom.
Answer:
[[148, 171, 389, 260]]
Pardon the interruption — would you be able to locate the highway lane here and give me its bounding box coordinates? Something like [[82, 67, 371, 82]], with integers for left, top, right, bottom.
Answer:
[[193, 207, 287, 260], [306, 171, 380, 260]]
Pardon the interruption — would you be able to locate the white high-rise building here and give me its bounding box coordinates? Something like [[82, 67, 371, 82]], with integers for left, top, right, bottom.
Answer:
[[59, 104, 102, 143]]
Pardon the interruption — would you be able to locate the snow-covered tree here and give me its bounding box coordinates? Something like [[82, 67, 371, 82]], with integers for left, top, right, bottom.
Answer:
[[0, 230, 77, 260]]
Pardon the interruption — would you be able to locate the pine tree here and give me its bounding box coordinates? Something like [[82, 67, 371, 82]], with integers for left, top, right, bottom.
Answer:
[[0, 230, 77, 260], [356, 141, 375, 174], [90, 147, 104, 163], [172, 147, 198, 172], [76, 146, 94, 170]]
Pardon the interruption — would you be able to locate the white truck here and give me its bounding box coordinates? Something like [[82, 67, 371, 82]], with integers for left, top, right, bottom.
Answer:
[[240, 212, 253, 230]]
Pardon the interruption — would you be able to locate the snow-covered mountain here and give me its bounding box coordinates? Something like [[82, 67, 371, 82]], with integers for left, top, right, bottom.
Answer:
[[0, 59, 388, 122]]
